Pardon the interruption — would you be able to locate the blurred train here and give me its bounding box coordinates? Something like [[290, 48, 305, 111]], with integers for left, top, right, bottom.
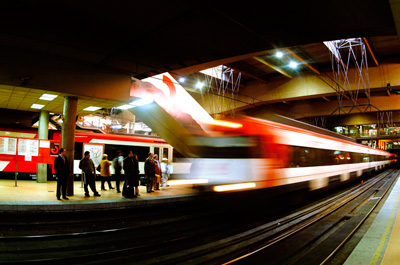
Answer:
[[182, 115, 394, 192], [0, 127, 190, 180]]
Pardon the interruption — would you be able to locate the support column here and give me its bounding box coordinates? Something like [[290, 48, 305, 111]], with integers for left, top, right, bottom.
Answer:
[[36, 110, 49, 183], [61, 96, 77, 196]]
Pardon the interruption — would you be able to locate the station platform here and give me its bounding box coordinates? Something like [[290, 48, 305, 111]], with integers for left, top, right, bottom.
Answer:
[[0, 179, 199, 212], [344, 175, 400, 265]]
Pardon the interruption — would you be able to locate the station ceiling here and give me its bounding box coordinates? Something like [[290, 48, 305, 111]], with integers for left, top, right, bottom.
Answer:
[[1, 0, 400, 124]]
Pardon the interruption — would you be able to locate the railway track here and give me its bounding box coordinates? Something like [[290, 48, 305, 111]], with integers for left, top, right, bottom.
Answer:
[[0, 170, 397, 264]]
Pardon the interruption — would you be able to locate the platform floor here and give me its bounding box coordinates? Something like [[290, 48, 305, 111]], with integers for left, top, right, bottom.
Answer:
[[344, 174, 400, 265], [1, 177, 399, 264]]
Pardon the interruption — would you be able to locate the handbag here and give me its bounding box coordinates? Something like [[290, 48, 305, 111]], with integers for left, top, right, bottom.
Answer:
[[96, 164, 101, 172]]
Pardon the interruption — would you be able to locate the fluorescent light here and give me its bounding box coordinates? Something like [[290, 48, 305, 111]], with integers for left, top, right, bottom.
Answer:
[[275, 51, 284, 58], [39, 93, 58, 101], [289, 61, 298, 68], [31, 104, 45, 109], [213, 182, 256, 192], [129, 98, 153, 106], [196, 82, 204, 89], [116, 104, 134, 110], [83, 106, 101, 111]]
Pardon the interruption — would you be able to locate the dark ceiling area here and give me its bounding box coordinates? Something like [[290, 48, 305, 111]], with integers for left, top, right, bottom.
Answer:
[[1, 0, 400, 128], [2, 0, 398, 79]]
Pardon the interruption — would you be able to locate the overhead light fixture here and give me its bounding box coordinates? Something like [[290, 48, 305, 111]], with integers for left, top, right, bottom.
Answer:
[[31, 104, 45, 109], [289, 61, 298, 68], [275, 51, 284, 58], [129, 98, 153, 106], [83, 106, 101, 111], [178, 77, 186, 83], [116, 104, 135, 110], [39, 93, 58, 101], [195, 82, 204, 89]]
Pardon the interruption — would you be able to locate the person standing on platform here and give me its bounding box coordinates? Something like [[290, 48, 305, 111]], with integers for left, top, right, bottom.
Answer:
[[114, 151, 124, 193], [54, 148, 70, 200], [133, 154, 140, 196], [100, 154, 114, 190], [122, 150, 136, 198], [145, 152, 155, 193], [153, 154, 161, 190], [161, 154, 170, 187], [79, 151, 101, 197]]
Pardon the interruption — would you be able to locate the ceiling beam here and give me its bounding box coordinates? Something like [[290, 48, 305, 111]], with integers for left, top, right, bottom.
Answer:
[[225, 64, 270, 84], [285, 48, 321, 75], [253, 57, 293, 79], [363, 37, 379, 66]]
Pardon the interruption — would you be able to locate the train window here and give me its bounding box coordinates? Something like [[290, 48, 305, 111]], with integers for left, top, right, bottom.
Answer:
[[163, 148, 169, 159], [74, 142, 83, 159], [154, 147, 160, 158], [190, 136, 261, 158], [103, 144, 150, 162]]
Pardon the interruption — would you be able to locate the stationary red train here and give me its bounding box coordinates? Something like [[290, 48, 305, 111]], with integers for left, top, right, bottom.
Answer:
[[0, 127, 185, 180]]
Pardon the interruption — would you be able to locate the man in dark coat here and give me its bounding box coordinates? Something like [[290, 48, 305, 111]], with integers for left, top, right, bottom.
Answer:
[[145, 152, 155, 193], [122, 150, 136, 198], [54, 148, 70, 200], [79, 151, 101, 197]]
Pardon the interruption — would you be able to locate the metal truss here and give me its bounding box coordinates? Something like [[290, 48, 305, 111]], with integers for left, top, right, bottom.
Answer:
[[378, 111, 393, 136], [309, 116, 326, 128], [326, 38, 380, 115], [204, 66, 241, 118]]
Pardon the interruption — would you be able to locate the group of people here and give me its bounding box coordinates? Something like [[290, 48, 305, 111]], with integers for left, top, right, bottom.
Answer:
[[54, 148, 171, 200], [144, 153, 171, 193]]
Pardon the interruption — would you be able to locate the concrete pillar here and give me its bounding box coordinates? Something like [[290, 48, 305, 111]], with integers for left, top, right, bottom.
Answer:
[[61, 96, 77, 196], [36, 110, 49, 183]]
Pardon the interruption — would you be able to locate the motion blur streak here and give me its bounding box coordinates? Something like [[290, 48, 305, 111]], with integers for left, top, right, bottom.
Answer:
[[202, 119, 243, 128], [167, 179, 209, 185], [213, 182, 256, 192]]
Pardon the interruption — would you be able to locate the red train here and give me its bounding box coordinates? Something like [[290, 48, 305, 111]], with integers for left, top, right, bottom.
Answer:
[[0, 127, 187, 180], [182, 114, 393, 192]]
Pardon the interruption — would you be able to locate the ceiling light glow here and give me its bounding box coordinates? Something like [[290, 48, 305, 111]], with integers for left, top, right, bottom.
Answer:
[[31, 104, 45, 109], [83, 106, 101, 111], [129, 98, 154, 106], [289, 61, 298, 68], [39, 93, 58, 101], [179, 77, 186, 83], [195, 82, 204, 89], [116, 104, 134, 110], [275, 51, 284, 58]]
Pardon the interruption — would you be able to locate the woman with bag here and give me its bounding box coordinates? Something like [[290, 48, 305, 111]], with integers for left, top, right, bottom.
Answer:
[[100, 154, 114, 190]]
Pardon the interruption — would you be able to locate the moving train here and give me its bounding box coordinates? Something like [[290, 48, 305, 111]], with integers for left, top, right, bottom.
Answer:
[[184, 115, 394, 192], [0, 127, 190, 180]]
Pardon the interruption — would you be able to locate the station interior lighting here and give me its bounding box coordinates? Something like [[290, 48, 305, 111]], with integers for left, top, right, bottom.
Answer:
[[289, 61, 298, 69], [178, 77, 186, 83], [195, 82, 204, 89], [30, 104, 45, 109], [129, 98, 154, 106], [83, 106, 102, 111], [275, 51, 284, 58], [39, 93, 58, 101], [116, 104, 134, 110]]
